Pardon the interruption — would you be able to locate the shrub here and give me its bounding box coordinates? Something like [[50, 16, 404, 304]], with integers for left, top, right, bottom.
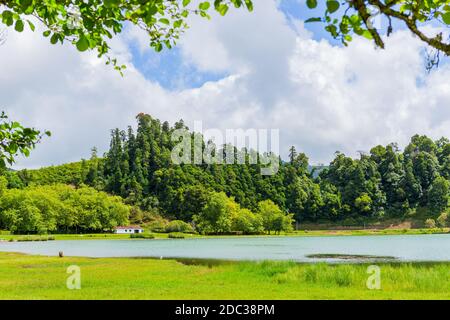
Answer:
[[425, 218, 436, 229], [342, 218, 357, 226], [15, 235, 55, 242], [168, 232, 185, 239], [437, 212, 448, 228], [165, 220, 194, 233], [130, 233, 155, 239], [146, 218, 169, 233]]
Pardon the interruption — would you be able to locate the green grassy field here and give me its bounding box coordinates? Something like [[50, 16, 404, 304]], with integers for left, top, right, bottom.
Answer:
[[1, 227, 448, 242], [0, 252, 448, 299]]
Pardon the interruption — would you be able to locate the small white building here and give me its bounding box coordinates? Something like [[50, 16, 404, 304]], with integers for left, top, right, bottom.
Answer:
[[114, 226, 144, 234]]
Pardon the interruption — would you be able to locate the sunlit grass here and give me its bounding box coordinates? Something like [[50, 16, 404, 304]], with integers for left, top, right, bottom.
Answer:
[[0, 252, 448, 300]]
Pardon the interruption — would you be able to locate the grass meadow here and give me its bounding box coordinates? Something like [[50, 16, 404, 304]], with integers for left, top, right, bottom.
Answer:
[[0, 252, 448, 300]]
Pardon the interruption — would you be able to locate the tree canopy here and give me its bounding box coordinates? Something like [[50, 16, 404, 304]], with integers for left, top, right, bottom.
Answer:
[[0, 0, 253, 72], [306, 0, 450, 68], [3, 1, 450, 70], [9, 114, 450, 228]]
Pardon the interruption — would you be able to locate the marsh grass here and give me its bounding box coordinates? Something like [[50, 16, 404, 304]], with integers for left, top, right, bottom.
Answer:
[[11, 235, 56, 242]]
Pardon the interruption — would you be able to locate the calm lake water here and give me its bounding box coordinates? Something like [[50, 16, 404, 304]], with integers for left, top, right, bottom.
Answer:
[[1, 234, 450, 262]]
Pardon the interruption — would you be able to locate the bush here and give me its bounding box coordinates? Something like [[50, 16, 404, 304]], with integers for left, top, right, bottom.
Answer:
[[15, 235, 55, 242], [437, 212, 448, 228], [146, 218, 169, 233], [342, 218, 357, 226], [130, 233, 155, 239], [168, 232, 185, 239], [425, 218, 436, 229], [165, 220, 194, 233]]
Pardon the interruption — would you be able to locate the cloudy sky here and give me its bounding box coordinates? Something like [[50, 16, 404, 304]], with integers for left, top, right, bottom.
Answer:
[[2, 0, 450, 169]]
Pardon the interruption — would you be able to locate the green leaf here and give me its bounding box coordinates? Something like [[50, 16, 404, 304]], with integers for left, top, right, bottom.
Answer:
[[305, 17, 322, 23], [174, 19, 183, 28], [50, 33, 58, 44], [442, 12, 450, 25], [27, 20, 35, 31], [76, 35, 89, 52], [154, 42, 163, 52], [199, 2, 210, 11], [326, 0, 340, 14], [182, 0, 191, 7], [361, 30, 373, 40], [306, 0, 318, 9], [159, 18, 170, 25], [217, 4, 229, 16], [14, 20, 24, 32]]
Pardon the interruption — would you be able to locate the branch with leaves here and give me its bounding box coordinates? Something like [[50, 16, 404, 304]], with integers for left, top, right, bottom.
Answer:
[[0, 0, 253, 74], [0, 111, 50, 168], [306, 0, 450, 63]]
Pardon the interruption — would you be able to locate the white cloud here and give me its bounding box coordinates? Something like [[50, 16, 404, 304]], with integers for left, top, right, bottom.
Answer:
[[1, 0, 450, 170]]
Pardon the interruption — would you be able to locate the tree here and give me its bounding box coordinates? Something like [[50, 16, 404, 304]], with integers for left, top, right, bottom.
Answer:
[[0, 175, 7, 196], [425, 218, 436, 229], [165, 220, 194, 233], [0, 112, 50, 168], [437, 212, 448, 228], [305, 0, 450, 65], [194, 191, 237, 234], [257, 199, 293, 234], [428, 176, 449, 214], [232, 208, 263, 234], [0, 0, 253, 72], [288, 146, 297, 164], [0, 184, 130, 234], [354, 193, 372, 215]]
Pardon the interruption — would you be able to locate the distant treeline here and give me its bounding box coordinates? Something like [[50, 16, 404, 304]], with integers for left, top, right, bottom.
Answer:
[[5, 113, 450, 226]]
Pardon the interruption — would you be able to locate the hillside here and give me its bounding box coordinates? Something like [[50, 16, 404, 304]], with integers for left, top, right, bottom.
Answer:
[[5, 113, 450, 227]]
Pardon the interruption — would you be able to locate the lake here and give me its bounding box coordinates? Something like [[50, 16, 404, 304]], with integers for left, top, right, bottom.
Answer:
[[1, 234, 450, 262]]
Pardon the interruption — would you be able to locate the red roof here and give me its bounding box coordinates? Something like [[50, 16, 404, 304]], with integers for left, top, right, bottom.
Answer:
[[115, 226, 143, 230]]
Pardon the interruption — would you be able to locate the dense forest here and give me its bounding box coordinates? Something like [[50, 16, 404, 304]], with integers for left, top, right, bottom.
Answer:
[[3, 113, 450, 233]]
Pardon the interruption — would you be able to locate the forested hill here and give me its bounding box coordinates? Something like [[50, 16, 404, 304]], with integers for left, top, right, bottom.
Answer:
[[6, 113, 450, 225]]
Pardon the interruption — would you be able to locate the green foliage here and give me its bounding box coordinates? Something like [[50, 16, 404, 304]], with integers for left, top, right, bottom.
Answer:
[[193, 193, 290, 235], [0, 184, 129, 234], [146, 217, 169, 233], [194, 192, 236, 234], [11, 114, 450, 228], [437, 212, 448, 228], [168, 232, 185, 239], [232, 208, 264, 234], [428, 176, 449, 214], [425, 218, 436, 229], [165, 220, 194, 233], [0, 0, 253, 73], [305, 0, 450, 59], [0, 112, 49, 168], [258, 199, 292, 234], [130, 233, 154, 239], [354, 193, 372, 214]]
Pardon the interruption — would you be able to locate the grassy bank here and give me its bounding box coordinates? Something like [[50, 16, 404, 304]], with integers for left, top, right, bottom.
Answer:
[[0, 227, 449, 242], [0, 252, 448, 299]]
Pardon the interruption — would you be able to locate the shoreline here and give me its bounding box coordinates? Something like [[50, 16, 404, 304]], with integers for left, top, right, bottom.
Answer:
[[1, 227, 449, 241]]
